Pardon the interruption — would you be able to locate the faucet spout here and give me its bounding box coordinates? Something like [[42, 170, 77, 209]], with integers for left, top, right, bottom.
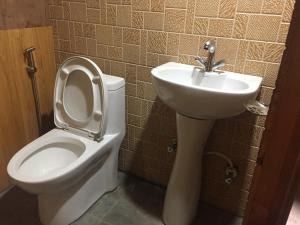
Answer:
[[194, 40, 225, 72], [203, 40, 216, 72]]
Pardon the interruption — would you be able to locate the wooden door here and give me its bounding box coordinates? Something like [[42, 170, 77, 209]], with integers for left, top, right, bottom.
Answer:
[[243, 1, 300, 224], [0, 27, 56, 191]]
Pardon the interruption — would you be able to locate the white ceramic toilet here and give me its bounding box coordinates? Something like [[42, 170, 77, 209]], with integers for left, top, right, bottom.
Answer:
[[7, 56, 125, 225]]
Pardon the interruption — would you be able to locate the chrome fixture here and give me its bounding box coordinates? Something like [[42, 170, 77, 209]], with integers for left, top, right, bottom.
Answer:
[[24, 47, 41, 134], [204, 151, 238, 184], [244, 100, 269, 116], [24, 47, 37, 74], [195, 40, 225, 72]]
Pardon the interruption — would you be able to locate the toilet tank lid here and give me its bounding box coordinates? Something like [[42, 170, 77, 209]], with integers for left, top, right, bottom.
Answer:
[[103, 74, 125, 91]]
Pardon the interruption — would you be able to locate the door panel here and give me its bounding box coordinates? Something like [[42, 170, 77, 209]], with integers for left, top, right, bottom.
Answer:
[[0, 27, 56, 190]]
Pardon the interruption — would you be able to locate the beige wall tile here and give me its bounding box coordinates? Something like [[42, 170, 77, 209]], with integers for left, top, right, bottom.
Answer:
[[87, 0, 100, 8], [247, 41, 265, 60], [96, 25, 113, 44], [111, 61, 125, 77], [262, 0, 284, 14], [107, 0, 122, 3], [132, 11, 144, 29], [164, 9, 186, 33], [123, 28, 141, 45], [112, 27, 123, 46], [97, 44, 108, 58], [132, 0, 151, 11], [237, 0, 263, 13], [59, 39, 70, 51], [263, 43, 285, 63], [208, 19, 234, 37], [75, 36, 87, 54], [140, 30, 148, 65], [167, 33, 180, 56], [49, 5, 63, 19], [137, 66, 152, 82], [87, 38, 97, 56], [282, 0, 295, 22], [219, 0, 237, 18], [128, 97, 142, 115], [244, 60, 267, 76], [165, 0, 188, 8], [263, 63, 280, 87], [159, 55, 178, 64], [151, 0, 165, 12], [107, 46, 123, 60], [116, 5, 131, 27], [107, 4, 117, 25], [147, 53, 159, 67], [100, 0, 107, 24], [70, 2, 87, 22], [245, 15, 281, 41], [147, 31, 167, 54], [277, 23, 290, 43], [63, 2, 70, 20], [57, 20, 70, 39], [128, 113, 140, 125], [144, 12, 164, 31], [195, 0, 219, 17], [232, 14, 248, 39], [84, 23, 96, 38], [185, 0, 196, 34], [179, 34, 199, 55], [123, 44, 140, 64], [122, 0, 132, 5], [125, 64, 137, 83], [215, 39, 239, 64], [87, 8, 100, 23], [193, 17, 209, 35]]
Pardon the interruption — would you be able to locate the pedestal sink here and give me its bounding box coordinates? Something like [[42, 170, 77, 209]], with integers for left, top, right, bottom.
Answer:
[[151, 62, 262, 225]]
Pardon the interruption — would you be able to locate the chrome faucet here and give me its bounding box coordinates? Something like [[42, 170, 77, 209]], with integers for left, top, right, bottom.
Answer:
[[195, 40, 225, 72]]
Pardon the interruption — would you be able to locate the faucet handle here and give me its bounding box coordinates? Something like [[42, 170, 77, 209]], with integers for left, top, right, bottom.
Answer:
[[195, 56, 206, 68], [203, 40, 216, 53], [212, 59, 225, 71]]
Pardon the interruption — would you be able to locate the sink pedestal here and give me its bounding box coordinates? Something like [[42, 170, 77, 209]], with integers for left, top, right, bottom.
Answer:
[[163, 113, 214, 225]]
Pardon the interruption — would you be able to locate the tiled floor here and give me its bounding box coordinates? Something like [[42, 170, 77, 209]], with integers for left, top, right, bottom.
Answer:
[[0, 172, 242, 225]]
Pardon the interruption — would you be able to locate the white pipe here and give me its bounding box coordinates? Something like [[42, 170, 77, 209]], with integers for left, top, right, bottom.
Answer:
[[204, 151, 234, 168]]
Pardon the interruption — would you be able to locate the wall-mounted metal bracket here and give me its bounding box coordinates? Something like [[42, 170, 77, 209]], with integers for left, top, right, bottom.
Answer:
[[244, 100, 269, 116]]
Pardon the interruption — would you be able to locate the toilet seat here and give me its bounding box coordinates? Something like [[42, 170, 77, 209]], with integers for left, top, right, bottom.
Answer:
[[7, 129, 118, 192], [54, 57, 108, 141]]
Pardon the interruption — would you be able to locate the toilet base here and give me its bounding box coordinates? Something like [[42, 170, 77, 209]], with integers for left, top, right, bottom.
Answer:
[[38, 146, 119, 225]]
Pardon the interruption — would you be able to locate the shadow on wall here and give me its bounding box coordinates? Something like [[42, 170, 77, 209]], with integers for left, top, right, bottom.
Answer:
[[40, 111, 55, 135], [120, 97, 176, 186], [120, 95, 265, 217]]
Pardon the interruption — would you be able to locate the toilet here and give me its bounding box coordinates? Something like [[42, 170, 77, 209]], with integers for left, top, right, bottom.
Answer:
[[7, 56, 125, 225]]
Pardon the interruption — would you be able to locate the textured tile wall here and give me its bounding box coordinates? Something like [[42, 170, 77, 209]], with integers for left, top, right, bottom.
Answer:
[[47, 0, 295, 216]]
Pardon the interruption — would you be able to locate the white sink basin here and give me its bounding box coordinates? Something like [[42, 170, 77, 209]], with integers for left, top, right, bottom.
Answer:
[[151, 62, 263, 119]]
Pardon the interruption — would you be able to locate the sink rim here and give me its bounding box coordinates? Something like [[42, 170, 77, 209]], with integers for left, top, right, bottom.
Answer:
[[151, 62, 263, 96]]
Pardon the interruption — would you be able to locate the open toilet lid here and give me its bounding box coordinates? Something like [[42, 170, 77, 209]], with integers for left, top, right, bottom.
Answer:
[[54, 56, 108, 140]]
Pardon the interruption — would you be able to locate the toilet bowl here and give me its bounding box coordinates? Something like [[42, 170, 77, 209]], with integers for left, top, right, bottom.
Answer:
[[7, 56, 125, 225]]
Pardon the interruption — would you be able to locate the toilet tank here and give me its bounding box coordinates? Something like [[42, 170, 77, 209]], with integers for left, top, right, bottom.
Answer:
[[103, 74, 125, 136]]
